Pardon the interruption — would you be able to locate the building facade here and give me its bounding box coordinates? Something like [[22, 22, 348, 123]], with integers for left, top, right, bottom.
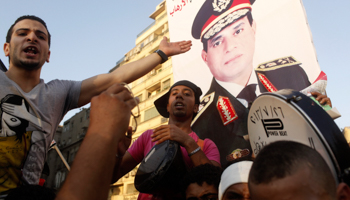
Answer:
[[109, 1, 172, 199], [46, 108, 90, 190]]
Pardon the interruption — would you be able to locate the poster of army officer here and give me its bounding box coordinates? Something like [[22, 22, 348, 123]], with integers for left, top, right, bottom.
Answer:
[[166, 0, 323, 168]]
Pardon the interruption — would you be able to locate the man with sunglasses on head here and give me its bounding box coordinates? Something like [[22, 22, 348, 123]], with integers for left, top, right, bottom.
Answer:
[[112, 80, 221, 200], [0, 15, 191, 194]]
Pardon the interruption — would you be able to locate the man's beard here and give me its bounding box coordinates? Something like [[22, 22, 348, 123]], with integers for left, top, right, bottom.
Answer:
[[19, 60, 41, 70], [173, 110, 187, 118], [10, 54, 41, 71]]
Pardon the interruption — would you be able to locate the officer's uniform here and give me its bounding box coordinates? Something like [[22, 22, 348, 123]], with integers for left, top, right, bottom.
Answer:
[[191, 0, 311, 168], [191, 78, 252, 167]]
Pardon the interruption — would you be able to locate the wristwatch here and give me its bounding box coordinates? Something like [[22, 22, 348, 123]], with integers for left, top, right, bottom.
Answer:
[[154, 49, 168, 64]]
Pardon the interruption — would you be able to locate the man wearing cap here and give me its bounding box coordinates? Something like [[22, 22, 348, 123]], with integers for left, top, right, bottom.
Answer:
[[219, 161, 252, 200], [190, 0, 315, 168], [112, 80, 220, 200]]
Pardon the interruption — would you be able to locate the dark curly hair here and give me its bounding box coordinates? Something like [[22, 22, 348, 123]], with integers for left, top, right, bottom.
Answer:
[[182, 164, 222, 194]]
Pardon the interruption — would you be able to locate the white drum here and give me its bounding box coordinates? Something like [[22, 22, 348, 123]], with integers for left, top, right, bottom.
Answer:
[[248, 89, 350, 184]]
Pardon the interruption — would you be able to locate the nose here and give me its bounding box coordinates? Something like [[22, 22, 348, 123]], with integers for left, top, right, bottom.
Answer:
[[175, 92, 184, 99], [27, 32, 38, 43], [225, 36, 238, 53]]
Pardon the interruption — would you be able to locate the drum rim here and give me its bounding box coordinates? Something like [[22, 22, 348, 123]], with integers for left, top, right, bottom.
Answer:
[[251, 90, 342, 181]]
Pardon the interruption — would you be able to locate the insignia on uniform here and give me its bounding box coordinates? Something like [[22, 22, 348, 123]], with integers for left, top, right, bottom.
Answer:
[[255, 56, 305, 93], [191, 92, 215, 126], [216, 96, 238, 126], [212, 0, 231, 12], [257, 73, 278, 92], [226, 148, 250, 162], [256, 56, 300, 70]]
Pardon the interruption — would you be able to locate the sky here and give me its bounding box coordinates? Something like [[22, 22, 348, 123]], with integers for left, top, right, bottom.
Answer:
[[0, 0, 349, 130]]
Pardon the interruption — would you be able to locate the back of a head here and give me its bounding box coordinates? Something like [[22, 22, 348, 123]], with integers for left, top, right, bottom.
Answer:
[[249, 141, 336, 198], [182, 163, 222, 193]]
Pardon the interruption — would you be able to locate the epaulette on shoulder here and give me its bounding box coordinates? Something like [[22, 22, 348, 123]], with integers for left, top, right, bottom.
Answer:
[[255, 56, 301, 71]]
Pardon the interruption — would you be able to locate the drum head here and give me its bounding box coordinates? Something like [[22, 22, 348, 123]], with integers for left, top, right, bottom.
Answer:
[[248, 89, 350, 184], [135, 140, 188, 194]]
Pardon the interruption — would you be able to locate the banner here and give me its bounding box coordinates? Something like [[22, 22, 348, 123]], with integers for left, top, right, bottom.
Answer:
[[166, 0, 322, 168]]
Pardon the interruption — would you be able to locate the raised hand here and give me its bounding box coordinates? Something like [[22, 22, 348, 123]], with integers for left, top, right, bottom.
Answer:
[[159, 36, 192, 57]]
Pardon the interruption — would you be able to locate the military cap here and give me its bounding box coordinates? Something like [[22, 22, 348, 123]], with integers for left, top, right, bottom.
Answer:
[[192, 0, 255, 41]]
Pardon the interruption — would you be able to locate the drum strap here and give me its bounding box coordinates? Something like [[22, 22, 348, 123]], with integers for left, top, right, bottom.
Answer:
[[197, 139, 205, 150]]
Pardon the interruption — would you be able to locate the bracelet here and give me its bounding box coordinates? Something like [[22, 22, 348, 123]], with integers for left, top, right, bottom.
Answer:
[[188, 146, 201, 157], [154, 49, 168, 64]]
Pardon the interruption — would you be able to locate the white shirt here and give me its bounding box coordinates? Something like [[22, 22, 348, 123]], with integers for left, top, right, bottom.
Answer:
[[216, 73, 260, 108]]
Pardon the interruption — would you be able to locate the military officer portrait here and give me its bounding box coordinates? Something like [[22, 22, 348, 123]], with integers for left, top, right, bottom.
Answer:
[[189, 0, 313, 168]]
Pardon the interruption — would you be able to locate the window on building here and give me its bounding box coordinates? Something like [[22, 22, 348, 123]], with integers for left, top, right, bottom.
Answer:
[[55, 172, 62, 188], [132, 114, 141, 128], [63, 123, 70, 132], [61, 171, 66, 184], [66, 151, 70, 163], [136, 93, 143, 102], [162, 79, 171, 91], [144, 107, 159, 121], [111, 185, 123, 196], [147, 83, 161, 99], [70, 151, 75, 163], [126, 183, 138, 194]]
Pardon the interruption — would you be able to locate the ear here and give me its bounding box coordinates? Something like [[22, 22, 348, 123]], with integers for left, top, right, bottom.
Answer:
[[201, 49, 208, 64], [193, 104, 199, 114], [336, 182, 350, 200], [252, 20, 257, 35], [4, 43, 10, 57], [46, 50, 51, 63]]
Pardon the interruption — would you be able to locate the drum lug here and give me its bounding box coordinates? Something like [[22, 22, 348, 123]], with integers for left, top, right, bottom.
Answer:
[[286, 95, 302, 103]]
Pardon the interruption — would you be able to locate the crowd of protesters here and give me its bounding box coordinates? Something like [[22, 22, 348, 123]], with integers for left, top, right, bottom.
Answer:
[[1, 9, 349, 200]]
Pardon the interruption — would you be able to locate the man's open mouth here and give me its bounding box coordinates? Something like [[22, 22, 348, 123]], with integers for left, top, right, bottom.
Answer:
[[24, 47, 38, 55], [175, 102, 185, 108]]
